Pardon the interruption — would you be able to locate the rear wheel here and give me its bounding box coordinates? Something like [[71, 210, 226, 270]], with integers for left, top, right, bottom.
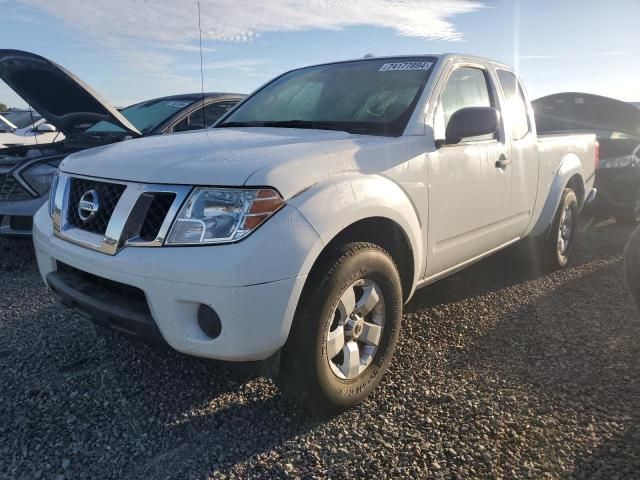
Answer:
[[615, 189, 640, 225], [279, 242, 402, 414], [539, 188, 578, 270]]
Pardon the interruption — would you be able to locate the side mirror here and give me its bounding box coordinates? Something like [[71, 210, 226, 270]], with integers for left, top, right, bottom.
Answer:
[[444, 107, 500, 145], [36, 123, 57, 133]]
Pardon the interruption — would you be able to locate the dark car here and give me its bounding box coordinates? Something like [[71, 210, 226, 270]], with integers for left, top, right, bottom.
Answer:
[[533, 92, 640, 224], [0, 50, 245, 236]]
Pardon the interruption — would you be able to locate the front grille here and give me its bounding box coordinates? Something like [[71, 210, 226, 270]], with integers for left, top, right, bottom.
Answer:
[[139, 193, 176, 241], [67, 178, 126, 234], [56, 174, 189, 255], [0, 174, 31, 200]]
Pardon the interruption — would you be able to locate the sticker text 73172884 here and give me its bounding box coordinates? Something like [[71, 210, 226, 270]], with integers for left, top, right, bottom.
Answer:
[[378, 62, 433, 72]]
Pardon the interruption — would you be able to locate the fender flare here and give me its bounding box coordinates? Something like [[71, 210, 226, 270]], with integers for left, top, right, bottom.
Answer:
[[530, 153, 584, 238], [287, 173, 425, 295]]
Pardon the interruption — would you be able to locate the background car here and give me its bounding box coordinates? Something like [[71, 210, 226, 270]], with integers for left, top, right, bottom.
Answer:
[[0, 49, 245, 236], [533, 92, 640, 224], [0, 109, 63, 148]]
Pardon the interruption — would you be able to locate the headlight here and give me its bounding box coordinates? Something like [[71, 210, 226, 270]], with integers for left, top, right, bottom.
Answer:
[[22, 161, 61, 196], [601, 156, 636, 169], [618, 156, 633, 168], [166, 187, 284, 245], [48, 170, 60, 218], [604, 158, 619, 168]]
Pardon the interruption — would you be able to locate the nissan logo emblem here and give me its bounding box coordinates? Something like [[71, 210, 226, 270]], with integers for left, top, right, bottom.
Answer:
[[78, 189, 100, 223]]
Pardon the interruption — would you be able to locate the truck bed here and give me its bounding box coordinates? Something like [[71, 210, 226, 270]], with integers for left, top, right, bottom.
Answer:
[[537, 132, 597, 195], [528, 132, 597, 236]]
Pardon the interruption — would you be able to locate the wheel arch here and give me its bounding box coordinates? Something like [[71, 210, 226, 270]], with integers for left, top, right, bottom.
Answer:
[[530, 153, 585, 238], [290, 174, 425, 302], [303, 216, 416, 304]]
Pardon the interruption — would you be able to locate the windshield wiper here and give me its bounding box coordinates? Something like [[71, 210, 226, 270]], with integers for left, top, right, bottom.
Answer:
[[260, 120, 344, 131], [216, 121, 265, 128], [217, 119, 372, 135]]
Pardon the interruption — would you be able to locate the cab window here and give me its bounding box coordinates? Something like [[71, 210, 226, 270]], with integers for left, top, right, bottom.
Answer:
[[497, 69, 530, 140], [434, 66, 495, 142]]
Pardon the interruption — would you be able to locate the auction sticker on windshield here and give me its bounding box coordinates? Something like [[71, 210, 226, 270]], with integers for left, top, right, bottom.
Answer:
[[166, 101, 191, 108], [379, 62, 433, 72]]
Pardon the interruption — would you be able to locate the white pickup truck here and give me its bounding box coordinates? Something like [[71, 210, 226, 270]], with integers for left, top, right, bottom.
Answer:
[[33, 54, 597, 413]]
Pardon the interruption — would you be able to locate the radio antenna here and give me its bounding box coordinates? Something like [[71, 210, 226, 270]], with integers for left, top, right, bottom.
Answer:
[[197, 1, 205, 118]]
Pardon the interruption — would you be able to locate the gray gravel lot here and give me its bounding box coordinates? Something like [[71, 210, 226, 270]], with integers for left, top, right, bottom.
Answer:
[[1, 221, 640, 479]]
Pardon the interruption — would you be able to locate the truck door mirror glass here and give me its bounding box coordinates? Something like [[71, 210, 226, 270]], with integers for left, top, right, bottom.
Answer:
[[444, 107, 500, 145]]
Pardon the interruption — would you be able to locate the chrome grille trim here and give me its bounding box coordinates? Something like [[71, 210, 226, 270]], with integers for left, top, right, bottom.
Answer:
[[53, 173, 192, 255]]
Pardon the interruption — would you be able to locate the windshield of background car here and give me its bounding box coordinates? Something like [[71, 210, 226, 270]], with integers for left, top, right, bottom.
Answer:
[[86, 99, 194, 134], [217, 57, 437, 136], [3, 111, 42, 129]]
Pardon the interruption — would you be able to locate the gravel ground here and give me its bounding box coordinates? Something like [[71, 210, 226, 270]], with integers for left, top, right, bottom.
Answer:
[[1, 220, 640, 479]]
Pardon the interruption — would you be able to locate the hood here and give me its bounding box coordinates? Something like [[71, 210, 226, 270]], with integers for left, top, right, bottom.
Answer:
[[0, 50, 141, 137], [533, 92, 640, 138], [60, 127, 395, 196]]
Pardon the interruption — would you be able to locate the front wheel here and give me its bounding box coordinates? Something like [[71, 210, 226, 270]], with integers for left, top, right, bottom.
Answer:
[[279, 242, 402, 414], [538, 188, 578, 270]]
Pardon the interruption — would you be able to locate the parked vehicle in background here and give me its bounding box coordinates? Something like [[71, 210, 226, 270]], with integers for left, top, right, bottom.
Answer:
[[533, 93, 640, 224], [34, 54, 597, 413], [0, 109, 63, 148], [0, 49, 245, 236]]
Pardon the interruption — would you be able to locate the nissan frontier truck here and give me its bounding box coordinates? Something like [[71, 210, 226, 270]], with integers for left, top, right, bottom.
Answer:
[[33, 54, 597, 413]]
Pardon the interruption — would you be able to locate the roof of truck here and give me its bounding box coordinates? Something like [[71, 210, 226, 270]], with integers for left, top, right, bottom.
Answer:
[[297, 53, 513, 71]]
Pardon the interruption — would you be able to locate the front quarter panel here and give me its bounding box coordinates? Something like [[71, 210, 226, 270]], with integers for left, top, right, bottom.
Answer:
[[287, 173, 425, 296]]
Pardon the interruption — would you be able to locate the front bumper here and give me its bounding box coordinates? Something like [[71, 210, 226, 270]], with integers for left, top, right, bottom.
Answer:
[[33, 205, 323, 361], [46, 265, 166, 344], [0, 195, 45, 236]]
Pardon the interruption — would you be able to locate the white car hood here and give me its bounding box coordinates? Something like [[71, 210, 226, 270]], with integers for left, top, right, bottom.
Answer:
[[60, 127, 394, 196], [0, 130, 65, 148], [0, 131, 28, 146]]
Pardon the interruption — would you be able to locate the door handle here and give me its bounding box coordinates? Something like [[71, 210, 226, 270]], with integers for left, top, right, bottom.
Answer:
[[495, 155, 511, 168]]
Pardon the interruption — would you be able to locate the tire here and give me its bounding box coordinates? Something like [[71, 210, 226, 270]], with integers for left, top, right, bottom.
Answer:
[[539, 188, 578, 270], [279, 242, 402, 414], [615, 189, 640, 225]]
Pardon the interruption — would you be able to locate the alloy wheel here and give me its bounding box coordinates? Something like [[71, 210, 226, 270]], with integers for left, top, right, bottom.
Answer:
[[325, 279, 385, 380]]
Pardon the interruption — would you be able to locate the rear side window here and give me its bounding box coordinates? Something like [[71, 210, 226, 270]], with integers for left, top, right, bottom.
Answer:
[[434, 67, 494, 142], [497, 70, 530, 140]]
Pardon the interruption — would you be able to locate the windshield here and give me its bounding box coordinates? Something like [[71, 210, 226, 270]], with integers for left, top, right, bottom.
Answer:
[[86, 98, 195, 134], [217, 57, 436, 136], [2, 111, 42, 129]]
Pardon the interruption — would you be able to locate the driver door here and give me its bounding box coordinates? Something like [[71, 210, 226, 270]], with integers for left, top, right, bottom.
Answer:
[[425, 63, 511, 276]]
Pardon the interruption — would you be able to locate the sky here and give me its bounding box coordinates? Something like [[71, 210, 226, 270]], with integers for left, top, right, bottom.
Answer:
[[1, 0, 639, 109]]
